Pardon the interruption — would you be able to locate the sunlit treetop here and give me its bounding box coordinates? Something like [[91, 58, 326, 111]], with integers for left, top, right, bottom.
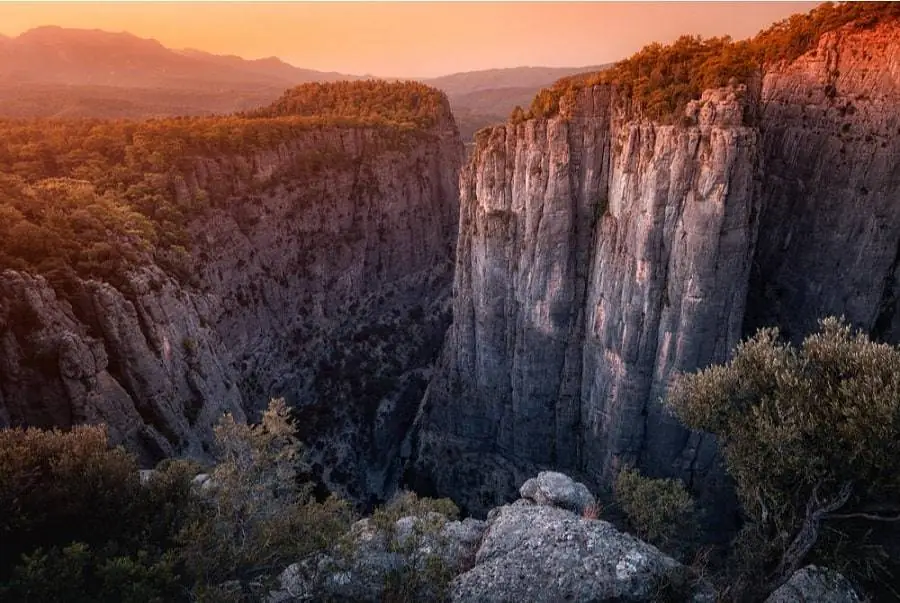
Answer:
[[518, 1, 900, 123]]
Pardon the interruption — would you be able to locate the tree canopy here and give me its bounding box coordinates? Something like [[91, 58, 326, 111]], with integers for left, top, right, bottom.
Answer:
[[0, 80, 448, 284], [521, 2, 900, 123], [667, 317, 900, 599]]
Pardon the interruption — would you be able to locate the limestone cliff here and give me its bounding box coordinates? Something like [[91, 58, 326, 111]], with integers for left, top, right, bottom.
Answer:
[[413, 21, 900, 516], [746, 20, 900, 342], [0, 96, 463, 502], [0, 267, 245, 465]]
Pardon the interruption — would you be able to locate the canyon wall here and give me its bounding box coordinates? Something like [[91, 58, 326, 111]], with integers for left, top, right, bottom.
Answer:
[[0, 101, 463, 503], [413, 21, 900, 516]]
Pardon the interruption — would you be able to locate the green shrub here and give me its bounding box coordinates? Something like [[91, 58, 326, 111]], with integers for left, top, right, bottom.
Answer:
[[614, 467, 696, 555], [667, 317, 900, 598], [0, 425, 140, 574], [0, 428, 197, 602], [177, 398, 355, 595], [372, 490, 459, 533]]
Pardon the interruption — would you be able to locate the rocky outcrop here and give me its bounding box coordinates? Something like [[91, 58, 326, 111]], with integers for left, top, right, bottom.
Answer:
[[413, 21, 900, 518], [765, 565, 862, 603], [0, 98, 463, 502], [269, 512, 485, 602], [0, 267, 244, 465], [270, 472, 710, 603], [451, 501, 711, 603]]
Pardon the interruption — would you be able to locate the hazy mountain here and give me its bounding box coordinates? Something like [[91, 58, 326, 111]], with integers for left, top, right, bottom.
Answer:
[[176, 48, 357, 85], [0, 26, 358, 89], [428, 67, 612, 140], [423, 65, 609, 96], [0, 26, 608, 135]]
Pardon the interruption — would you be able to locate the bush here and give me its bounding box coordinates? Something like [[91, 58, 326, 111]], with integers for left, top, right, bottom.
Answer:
[[371, 491, 460, 603], [614, 467, 696, 555], [0, 427, 197, 601], [0, 425, 140, 574], [177, 398, 355, 596], [0, 400, 358, 601], [667, 317, 900, 598]]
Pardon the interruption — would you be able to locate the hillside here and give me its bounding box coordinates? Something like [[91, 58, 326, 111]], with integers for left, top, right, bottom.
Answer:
[[0, 81, 463, 507], [0, 26, 357, 88], [0, 28, 607, 136], [0, 26, 362, 119]]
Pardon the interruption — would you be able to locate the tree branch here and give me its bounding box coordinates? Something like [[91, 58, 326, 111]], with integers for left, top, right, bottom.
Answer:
[[769, 481, 854, 591]]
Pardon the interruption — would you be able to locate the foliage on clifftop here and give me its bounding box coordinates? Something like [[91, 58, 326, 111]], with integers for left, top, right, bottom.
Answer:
[[0, 80, 447, 283], [247, 80, 449, 129], [521, 1, 900, 122]]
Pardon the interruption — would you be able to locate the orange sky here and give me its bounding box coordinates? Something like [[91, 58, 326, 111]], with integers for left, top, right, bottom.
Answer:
[[0, 2, 821, 77]]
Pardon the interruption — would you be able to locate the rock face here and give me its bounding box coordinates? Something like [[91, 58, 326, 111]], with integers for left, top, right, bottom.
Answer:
[[0, 99, 463, 502], [0, 267, 245, 465], [745, 21, 900, 343], [765, 565, 861, 603], [413, 21, 900, 516]]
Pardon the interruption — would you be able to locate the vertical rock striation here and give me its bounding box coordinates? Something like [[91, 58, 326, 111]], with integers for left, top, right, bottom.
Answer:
[[414, 22, 900, 517], [746, 21, 900, 342], [414, 85, 758, 515]]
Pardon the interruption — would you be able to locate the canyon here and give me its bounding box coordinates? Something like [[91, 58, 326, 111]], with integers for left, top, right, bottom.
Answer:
[[412, 18, 900, 518], [0, 97, 463, 504], [1, 12, 899, 525]]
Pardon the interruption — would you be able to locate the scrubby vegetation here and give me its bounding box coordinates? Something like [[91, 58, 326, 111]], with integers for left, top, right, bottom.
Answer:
[[614, 467, 697, 557], [519, 2, 900, 122], [668, 317, 900, 600], [0, 397, 472, 602], [0, 80, 446, 282]]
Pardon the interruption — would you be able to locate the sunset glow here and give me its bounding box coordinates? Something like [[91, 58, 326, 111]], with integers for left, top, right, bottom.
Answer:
[[0, 2, 820, 77]]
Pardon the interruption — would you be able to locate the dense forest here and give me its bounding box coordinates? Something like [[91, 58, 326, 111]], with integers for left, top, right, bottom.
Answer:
[[522, 1, 900, 122], [0, 81, 449, 285]]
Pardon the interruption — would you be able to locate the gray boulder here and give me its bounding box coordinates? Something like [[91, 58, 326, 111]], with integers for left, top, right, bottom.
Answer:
[[766, 565, 862, 603], [519, 471, 596, 514], [452, 501, 711, 602]]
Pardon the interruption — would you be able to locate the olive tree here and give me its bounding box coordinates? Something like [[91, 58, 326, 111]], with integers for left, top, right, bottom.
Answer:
[[667, 317, 900, 595]]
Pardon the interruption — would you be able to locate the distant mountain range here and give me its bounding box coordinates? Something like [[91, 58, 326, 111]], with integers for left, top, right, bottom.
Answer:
[[0, 26, 608, 137]]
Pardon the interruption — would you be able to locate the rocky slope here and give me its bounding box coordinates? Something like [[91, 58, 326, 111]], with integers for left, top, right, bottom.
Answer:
[[0, 95, 463, 503], [269, 471, 858, 602], [412, 20, 900, 517]]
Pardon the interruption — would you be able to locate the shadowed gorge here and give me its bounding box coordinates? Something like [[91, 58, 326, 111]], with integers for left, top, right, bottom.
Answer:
[[0, 80, 463, 504]]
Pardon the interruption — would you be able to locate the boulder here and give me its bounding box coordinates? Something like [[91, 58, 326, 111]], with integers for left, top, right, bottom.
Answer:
[[519, 471, 596, 514], [452, 501, 713, 602]]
